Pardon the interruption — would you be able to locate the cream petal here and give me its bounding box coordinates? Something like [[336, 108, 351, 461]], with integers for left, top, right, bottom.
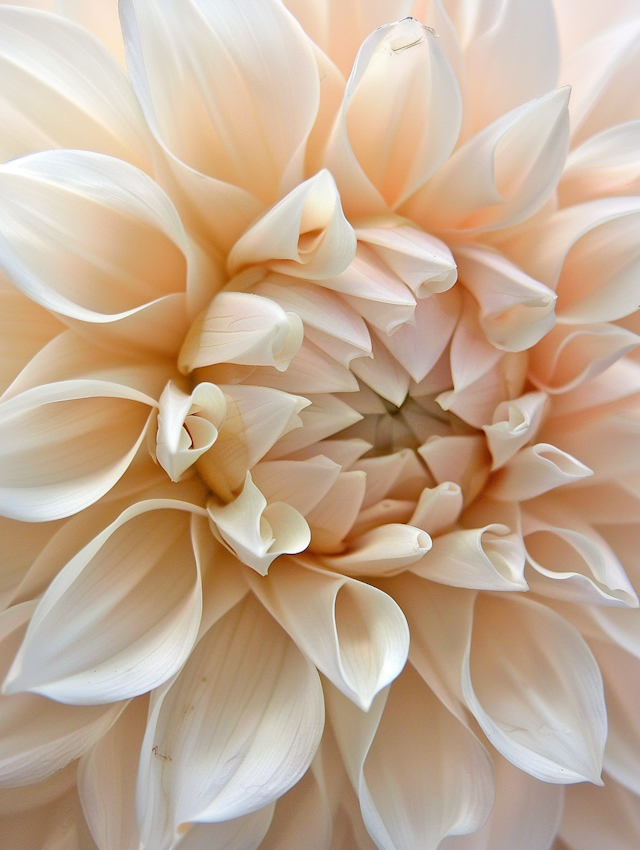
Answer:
[[56, 0, 126, 66], [559, 120, 640, 205], [0, 760, 76, 818], [353, 449, 430, 508], [335, 18, 462, 209], [120, 0, 319, 205], [455, 245, 556, 351], [529, 323, 640, 394], [0, 6, 148, 167], [456, 0, 560, 135], [320, 523, 431, 577], [320, 244, 417, 311], [0, 150, 191, 354], [136, 595, 324, 850], [465, 594, 607, 784], [304, 325, 373, 368], [177, 806, 275, 850], [253, 277, 371, 355], [306, 471, 367, 554], [488, 443, 593, 501], [228, 170, 356, 280], [0, 784, 96, 849], [521, 504, 638, 607], [264, 393, 363, 459], [418, 435, 491, 504], [258, 762, 332, 850], [410, 482, 464, 535], [0, 602, 126, 788], [411, 524, 527, 590], [4, 502, 206, 703], [560, 16, 640, 146], [376, 287, 461, 383], [588, 640, 640, 795], [179, 292, 304, 374], [449, 296, 503, 392], [156, 381, 227, 483], [549, 357, 640, 418], [440, 751, 563, 850], [503, 197, 640, 324], [287, 437, 370, 469], [245, 338, 359, 394], [78, 696, 148, 850], [207, 472, 310, 576], [247, 557, 409, 710], [405, 88, 570, 233], [483, 391, 548, 469], [0, 380, 156, 521], [0, 289, 64, 396], [560, 775, 640, 850], [355, 222, 457, 298], [250, 456, 341, 516], [326, 666, 494, 850]]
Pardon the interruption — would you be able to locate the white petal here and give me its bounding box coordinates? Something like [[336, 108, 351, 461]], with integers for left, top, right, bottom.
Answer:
[[78, 696, 148, 850], [326, 666, 495, 850], [156, 381, 227, 482], [355, 222, 457, 298], [0, 380, 155, 521], [136, 595, 324, 850], [0, 602, 126, 788], [247, 557, 409, 709], [405, 88, 570, 232], [488, 443, 593, 501], [0, 6, 148, 167], [207, 472, 310, 575], [454, 245, 556, 351], [4, 501, 205, 703], [411, 524, 527, 590], [228, 170, 356, 280], [321, 524, 432, 577], [56, 0, 126, 66], [464, 594, 607, 784]]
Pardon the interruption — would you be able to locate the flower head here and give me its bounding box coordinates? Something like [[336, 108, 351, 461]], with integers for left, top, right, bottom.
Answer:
[[1, 1, 640, 848]]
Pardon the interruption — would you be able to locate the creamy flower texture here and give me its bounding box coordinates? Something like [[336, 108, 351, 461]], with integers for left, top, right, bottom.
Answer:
[[3, 0, 640, 847]]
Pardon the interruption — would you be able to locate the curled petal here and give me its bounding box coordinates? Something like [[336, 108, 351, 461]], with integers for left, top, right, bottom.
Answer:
[[410, 482, 463, 535], [228, 170, 356, 280], [488, 443, 593, 501], [454, 245, 556, 351], [247, 557, 409, 710], [529, 323, 640, 393], [177, 807, 275, 850], [405, 88, 570, 233], [156, 381, 227, 482], [207, 472, 310, 575], [411, 524, 527, 591], [483, 391, 548, 470], [137, 595, 324, 850], [320, 523, 431, 577], [355, 221, 457, 298], [179, 292, 303, 373]]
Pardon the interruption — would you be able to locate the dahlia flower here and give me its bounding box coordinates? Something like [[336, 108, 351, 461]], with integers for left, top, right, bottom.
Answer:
[[1, 0, 640, 847]]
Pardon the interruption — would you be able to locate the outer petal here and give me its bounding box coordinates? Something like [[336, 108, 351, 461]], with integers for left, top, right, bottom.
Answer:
[[78, 696, 148, 850], [483, 391, 548, 469], [0, 6, 148, 167], [326, 666, 495, 850], [465, 594, 607, 784], [487, 443, 593, 501], [247, 557, 409, 710], [0, 150, 191, 355], [4, 501, 205, 703], [136, 595, 324, 850], [405, 88, 570, 233], [177, 807, 275, 850], [0, 602, 126, 788]]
